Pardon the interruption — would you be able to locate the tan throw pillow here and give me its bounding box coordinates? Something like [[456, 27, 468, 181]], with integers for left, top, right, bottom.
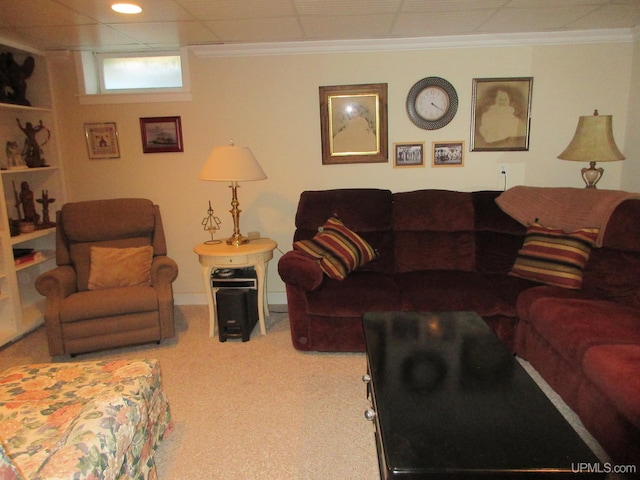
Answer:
[[88, 246, 153, 290]]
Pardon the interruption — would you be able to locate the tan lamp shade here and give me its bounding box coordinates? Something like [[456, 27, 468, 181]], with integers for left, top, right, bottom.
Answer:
[[199, 143, 267, 182], [557, 111, 625, 188], [557, 112, 625, 163]]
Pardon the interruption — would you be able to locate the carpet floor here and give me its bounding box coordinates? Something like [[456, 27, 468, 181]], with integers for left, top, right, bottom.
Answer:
[[0, 305, 619, 479]]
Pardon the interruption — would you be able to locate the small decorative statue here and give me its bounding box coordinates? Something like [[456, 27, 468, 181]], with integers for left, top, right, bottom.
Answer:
[[19, 181, 39, 225], [4, 140, 24, 169], [0, 52, 35, 106], [16, 118, 49, 168], [201, 201, 222, 244], [36, 190, 55, 227]]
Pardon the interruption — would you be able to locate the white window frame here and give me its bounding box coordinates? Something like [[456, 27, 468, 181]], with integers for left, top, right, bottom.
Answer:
[[76, 48, 192, 104]]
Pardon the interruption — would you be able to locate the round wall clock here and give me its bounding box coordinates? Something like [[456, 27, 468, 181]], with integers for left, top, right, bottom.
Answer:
[[406, 77, 458, 130]]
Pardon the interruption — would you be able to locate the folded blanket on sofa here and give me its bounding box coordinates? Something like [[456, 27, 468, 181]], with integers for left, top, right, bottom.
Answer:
[[496, 186, 640, 246]]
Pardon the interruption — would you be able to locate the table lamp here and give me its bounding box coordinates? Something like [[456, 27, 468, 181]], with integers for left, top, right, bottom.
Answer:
[[199, 141, 267, 246], [557, 110, 625, 189]]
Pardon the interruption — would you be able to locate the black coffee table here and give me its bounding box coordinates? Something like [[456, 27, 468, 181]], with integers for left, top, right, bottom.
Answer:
[[363, 311, 604, 479]]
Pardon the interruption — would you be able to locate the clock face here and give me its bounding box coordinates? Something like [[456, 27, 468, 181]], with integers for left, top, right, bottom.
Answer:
[[415, 86, 450, 121], [406, 77, 458, 130]]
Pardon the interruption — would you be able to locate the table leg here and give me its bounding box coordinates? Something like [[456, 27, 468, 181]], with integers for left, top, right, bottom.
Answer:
[[254, 260, 267, 335], [201, 265, 217, 337]]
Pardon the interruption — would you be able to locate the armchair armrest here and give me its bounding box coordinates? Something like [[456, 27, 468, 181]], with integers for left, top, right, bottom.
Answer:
[[35, 266, 77, 300], [278, 251, 324, 292], [151, 255, 179, 286]]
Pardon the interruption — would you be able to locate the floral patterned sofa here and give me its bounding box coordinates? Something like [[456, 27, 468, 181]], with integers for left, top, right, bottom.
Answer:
[[0, 359, 171, 480]]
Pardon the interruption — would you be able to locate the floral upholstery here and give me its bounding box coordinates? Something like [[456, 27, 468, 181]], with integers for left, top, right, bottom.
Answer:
[[0, 359, 171, 480]]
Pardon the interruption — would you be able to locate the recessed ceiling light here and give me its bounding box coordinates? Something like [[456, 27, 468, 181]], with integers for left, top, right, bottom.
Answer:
[[111, 3, 142, 14]]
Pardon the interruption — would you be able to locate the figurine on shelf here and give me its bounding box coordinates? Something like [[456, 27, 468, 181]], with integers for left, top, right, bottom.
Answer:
[[16, 118, 50, 168], [0, 52, 35, 106], [201, 201, 222, 244], [19, 181, 39, 226], [37, 190, 55, 227], [4, 140, 25, 170]]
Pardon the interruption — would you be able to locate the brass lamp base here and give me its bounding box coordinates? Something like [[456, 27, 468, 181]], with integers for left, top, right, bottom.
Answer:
[[580, 161, 604, 189], [226, 233, 250, 246]]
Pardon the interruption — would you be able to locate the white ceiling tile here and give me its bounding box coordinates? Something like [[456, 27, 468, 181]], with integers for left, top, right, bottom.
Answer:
[[0, 0, 95, 27], [393, 11, 496, 37], [301, 14, 396, 39], [204, 18, 304, 42], [108, 22, 222, 46], [178, 0, 297, 19], [55, 0, 195, 23], [569, 3, 640, 29], [295, 0, 401, 16], [478, 6, 601, 33], [400, 0, 509, 13]]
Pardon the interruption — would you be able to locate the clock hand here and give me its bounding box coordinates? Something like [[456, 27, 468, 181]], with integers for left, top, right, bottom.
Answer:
[[431, 102, 444, 112]]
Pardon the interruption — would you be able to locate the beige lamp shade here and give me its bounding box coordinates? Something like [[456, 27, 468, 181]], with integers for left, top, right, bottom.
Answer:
[[557, 111, 625, 188], [199, 143, 267, 182], [557, 111, 625, 163]]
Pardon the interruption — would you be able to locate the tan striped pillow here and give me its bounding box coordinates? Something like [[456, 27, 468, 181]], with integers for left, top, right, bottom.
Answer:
[[293, 216, 378, 280], [509, 223, 599, 289]]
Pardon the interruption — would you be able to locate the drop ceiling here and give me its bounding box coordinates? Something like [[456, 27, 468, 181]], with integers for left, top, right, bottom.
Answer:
[[0, 0, 638, 53]]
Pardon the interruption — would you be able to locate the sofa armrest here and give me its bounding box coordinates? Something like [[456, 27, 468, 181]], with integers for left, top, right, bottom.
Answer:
[[278, 251, 324, 292]]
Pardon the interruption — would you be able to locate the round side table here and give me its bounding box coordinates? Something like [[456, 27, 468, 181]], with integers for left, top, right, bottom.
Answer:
[[194, 238, 277, 338]]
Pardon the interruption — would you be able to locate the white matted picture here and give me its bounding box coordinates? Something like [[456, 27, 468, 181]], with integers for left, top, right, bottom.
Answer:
[[393, 142, 425, 168], [433, 141, 464, 167], [84, 122, 120, 159]]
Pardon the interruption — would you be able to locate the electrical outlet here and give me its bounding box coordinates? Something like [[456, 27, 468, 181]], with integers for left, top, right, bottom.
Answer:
[[499, 163, 507, 175]]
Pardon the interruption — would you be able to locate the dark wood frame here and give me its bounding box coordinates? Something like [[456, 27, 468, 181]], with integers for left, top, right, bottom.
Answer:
[[470, 77, 533, 151], [139, 116, 183, 153], [319, 83, 388, 164]]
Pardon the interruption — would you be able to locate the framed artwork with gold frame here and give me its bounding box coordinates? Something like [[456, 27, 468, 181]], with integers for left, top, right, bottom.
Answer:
[[432, 141, 464, 167], [319, 83, 388, 164]]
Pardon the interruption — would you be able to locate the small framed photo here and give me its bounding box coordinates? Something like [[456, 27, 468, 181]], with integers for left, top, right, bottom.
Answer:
[[319, 83, 388, 165], [470, 77, 533, 151], [393, 142, 425, 168], [84, 122, 120, 159], [433, 141, 465, 167], [139, 116, 184, 153]]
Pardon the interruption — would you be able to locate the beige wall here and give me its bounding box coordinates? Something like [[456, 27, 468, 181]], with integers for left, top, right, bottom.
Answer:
[[48, 38, 637, 304]]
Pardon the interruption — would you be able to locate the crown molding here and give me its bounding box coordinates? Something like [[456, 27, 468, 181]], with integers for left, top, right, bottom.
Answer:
[[190, 28, 634, 58]]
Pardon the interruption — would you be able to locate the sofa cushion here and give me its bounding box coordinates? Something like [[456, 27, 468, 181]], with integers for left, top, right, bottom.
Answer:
[[305, 271, 401, 316], [509, 223, 598, 289], [395, 270, 535, 317], [583, 344, 640, 428], [60, 285, 159, 323], [293, 216, 378, 280], [523, 297, 640, 367], [88, 245, 153, 290]]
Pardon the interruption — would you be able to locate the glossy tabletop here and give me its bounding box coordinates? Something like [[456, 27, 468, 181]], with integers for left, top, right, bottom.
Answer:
[[363, 311, 604, 479]]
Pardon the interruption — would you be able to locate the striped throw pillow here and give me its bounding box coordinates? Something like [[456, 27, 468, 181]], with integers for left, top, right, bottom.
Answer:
[[509, 223, 599, 289], [293, 216, 378, 280]]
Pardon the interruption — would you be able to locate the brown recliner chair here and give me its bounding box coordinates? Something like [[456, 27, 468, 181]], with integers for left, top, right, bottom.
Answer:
[[35, 198, 179, 356]]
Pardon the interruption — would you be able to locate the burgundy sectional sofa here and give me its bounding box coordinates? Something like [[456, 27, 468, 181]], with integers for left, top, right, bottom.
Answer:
[[278, 188, 640, 470]]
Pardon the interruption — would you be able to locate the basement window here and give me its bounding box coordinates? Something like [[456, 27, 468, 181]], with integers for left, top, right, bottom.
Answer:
[[77, 49, 191, 104]]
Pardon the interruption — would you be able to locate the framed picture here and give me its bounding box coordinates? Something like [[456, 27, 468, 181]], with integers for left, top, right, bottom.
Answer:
[[433, 141, 465, 167], [139, 116, 183, 153], [470, 77, 533, 151], [319, 83, 388, 164], [393, 142, 425, 168], [84, 122, 120, 159]]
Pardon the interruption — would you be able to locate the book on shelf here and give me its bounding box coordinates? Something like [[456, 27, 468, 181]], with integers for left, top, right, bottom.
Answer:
[[13, 249, 43, 266]]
